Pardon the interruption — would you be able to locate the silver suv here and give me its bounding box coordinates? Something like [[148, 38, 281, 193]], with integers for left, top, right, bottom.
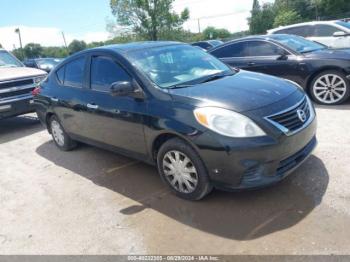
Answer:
[[0, 49, 46, 119]]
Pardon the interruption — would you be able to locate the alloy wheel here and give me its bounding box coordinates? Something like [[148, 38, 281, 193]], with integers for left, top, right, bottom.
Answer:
[[313, 74, 347, 104], [51, 120, 65, 146], [162, 150, 199, 194]]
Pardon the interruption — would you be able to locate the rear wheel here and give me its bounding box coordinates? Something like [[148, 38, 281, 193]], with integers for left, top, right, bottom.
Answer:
[[309, 70, 350, 105], [157, 138, 213, 200], [49, 115, 77, 151]]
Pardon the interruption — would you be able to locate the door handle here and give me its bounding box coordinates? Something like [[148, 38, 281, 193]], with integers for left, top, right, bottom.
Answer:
[[51, 97, 58, 102], [247, 62, 256, 66], [87, 103, 99, 110]]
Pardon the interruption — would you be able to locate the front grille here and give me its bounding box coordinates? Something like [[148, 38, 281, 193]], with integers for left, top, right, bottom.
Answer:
[[266, 97, 312, 135], [0, 87, 34, 99], [0, 78, 34, 90]]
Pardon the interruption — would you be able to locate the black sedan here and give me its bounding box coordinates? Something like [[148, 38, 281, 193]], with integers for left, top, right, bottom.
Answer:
[[33, 42, 317, 200], [24, 58, 63, 72], [209, 34, 350, 105]]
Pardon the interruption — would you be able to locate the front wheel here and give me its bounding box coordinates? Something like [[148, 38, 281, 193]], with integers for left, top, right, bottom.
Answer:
[[157, 138, 213, 201], [309, 70, 350, 105]]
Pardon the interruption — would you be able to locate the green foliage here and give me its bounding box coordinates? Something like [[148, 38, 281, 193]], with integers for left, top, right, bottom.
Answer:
[[23, 43, 43, 58], [68, 40, 87, 55], [109, 0, 189, 40], [202, 27, 231, 40], [249, 0, 350, 34], [273, 9, 303, 28], [249, 2, 276, 34], [318, 0, 350, 19]]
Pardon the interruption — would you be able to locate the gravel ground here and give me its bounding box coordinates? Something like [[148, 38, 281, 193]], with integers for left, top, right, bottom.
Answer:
[[0, 102, 350, 255]]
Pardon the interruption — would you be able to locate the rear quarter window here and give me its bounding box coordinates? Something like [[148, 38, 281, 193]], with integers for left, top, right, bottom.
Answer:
[[56, 66, 65, 84]]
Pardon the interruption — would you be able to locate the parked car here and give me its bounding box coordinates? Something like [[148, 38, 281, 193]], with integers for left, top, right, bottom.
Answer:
[[24, 58, 63, 72], [209, 34, 350, 105], [0, 49, 47, 119], [268, 20, 350, 49], [34, 42, 317, 200], [191, 40, 223, 50]]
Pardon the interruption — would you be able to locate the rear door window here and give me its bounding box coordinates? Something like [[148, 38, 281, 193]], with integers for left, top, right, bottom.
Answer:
[[63, 56, 86, 88], [276, 26, 311, 37], [211, 42, 246, 58], [90, 56, 131, 92]]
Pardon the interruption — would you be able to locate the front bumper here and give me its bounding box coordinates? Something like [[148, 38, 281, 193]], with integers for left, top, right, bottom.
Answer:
[[194, 109, 317, 190], [0, 95, 35, 119]]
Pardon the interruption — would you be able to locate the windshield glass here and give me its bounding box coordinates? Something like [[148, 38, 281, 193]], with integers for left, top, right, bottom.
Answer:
[[336, 21, 350, 30], [36, 58, 62, 66], [270, 34, 326, 53], [0, 51, 23, 68], [127, 45, 232, 88]]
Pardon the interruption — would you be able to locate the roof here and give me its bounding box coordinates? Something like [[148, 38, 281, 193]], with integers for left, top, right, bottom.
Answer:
[[97, 41, 183, 53], [268, 20, 341, 33]]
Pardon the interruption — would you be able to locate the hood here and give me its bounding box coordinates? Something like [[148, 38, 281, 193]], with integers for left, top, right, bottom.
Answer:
[[168, 70, 300, 112], [303, 48, 350, 60], [0, 67, 47, 82]]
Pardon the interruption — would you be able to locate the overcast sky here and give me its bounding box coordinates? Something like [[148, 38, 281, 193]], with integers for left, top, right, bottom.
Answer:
[[0, 0, 274, 50]]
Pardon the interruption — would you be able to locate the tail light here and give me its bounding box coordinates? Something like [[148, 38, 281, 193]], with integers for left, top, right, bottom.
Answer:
[[32, 86, 41, 96]]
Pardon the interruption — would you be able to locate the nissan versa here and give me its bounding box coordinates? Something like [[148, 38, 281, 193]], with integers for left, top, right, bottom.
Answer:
[[33, 42, 317, 200]]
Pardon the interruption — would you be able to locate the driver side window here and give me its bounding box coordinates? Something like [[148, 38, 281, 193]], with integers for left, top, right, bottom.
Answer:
[[90, 56, 131, 92]]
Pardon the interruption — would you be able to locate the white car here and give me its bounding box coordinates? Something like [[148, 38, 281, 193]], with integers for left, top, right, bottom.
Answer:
[[268, 20, 350, 49]]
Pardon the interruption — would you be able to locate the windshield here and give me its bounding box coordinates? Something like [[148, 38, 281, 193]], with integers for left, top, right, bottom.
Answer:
[[127, 45, 232, 88], [270, 34, 326, 53], [36, 58, 62, 66], [336, 21, 350, 30], [0, 51, 23, 68]]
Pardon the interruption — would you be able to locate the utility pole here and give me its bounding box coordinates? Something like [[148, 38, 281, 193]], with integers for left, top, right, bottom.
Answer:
[[197, 19, 201, 33], [14, 28, 24, 60], [61, 31, 69, 55]]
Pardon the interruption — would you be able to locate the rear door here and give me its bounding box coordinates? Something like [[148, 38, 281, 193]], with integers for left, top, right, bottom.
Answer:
[[81, 53, 147, 156], [51, 55, 90, 136]]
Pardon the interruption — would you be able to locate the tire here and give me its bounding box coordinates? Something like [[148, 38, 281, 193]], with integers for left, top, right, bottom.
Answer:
[[157, 138, 213, 200], [49, 115, 77, 151], [309, 70, 350, 105]]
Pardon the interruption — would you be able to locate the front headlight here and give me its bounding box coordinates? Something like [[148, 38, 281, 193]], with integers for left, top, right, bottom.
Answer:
[[194, 107, 266, 138]]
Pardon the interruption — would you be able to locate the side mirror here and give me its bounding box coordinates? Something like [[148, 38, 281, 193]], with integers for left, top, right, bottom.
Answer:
[[110, 80, 145, 99], [110, 81, 135, 96], [277, 50, 288, 60], [333, 31, 346, 37]]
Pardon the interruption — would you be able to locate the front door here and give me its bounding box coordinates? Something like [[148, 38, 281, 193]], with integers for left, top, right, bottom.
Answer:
[[81, 54, 147, 157]]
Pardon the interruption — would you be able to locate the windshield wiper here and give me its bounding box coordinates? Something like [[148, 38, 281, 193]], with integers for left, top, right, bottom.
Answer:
[[169, 84, 194, 89], [199, 72, 233, 84]]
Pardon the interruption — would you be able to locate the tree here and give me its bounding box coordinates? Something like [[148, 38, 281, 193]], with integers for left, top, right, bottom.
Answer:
[[68, 40, 87, 54], [23, 43, 43, 58], [274, 0, 315, 21], [249, 2, 276, 34], [318, 0, 350, 19], [202, 27, 231, 40], [109, 0, 190, 40], [273, 9, 303, 28]]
